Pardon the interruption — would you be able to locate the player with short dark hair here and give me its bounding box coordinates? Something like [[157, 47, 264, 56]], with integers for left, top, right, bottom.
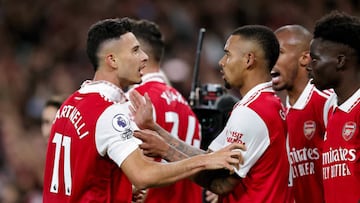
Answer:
[[129, 18, 203, 203], [308, 10, 360, 203], [131, 25, 289, 203], [42, 17, 244, 203]]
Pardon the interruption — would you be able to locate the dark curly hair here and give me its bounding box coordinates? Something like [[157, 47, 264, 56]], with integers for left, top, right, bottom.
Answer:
[[86, 18, 132, 71], [314, 10, 360, 60], [129, 19, 165, 63], [231, 25, 279, 71]]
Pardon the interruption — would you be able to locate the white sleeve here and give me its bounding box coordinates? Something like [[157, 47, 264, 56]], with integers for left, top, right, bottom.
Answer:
[[208, 106, 270, 178], [95, 102, 142, 167]]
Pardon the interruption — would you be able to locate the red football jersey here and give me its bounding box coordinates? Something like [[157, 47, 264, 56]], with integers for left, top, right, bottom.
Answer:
[[43, 81, 141, 203], [286, 83, 332, 203], [134, 72, 203, 203], [209, 82, 289, 203], [322, 89, 360, 203]]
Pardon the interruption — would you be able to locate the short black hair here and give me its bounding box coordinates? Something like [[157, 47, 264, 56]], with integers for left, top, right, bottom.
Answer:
[[231, 25, 279, 71], [314, 10, 360, 59], [129, 19, 164, 63], [44, 96, 64, 109], [86, 18, 132, 71]]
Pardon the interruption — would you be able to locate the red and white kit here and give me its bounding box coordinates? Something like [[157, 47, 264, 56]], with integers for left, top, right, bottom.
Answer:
[[209, 82, 289, 203], [322, 88, 360, 203], [286, 82, 332, 203], [43, 80, 141, 203], [134, 72, 203, 203]]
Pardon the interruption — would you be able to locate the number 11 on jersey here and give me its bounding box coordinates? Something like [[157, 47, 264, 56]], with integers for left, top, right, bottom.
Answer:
[[50, 133, 72, 196]]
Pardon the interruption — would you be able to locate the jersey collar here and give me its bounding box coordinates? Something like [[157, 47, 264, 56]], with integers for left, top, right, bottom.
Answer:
[[239, 81, 274, 106], [141, 71, 168, 84], [337, 87, 360, 113], [79, 80, 127, 103], [286, 81, 313, 109]]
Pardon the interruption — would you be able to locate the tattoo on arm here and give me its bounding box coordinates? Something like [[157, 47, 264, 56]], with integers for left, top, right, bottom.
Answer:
[[153, 124, 240, 194], [155, 124, 205, 159], [164, 144, 189, 161]]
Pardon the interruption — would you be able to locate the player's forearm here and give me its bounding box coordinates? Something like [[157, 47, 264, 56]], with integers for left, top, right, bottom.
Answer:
[[192, 170, 239, 195], [163, 144, 190, 162], [136, 154, 209, 189], [153, 123, 205, 158], [127, 144, 243, 190]]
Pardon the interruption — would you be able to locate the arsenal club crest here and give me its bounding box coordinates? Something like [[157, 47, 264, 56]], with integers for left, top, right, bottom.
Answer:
[[303, 120, 316, 140], [342, 121, 357, 141]]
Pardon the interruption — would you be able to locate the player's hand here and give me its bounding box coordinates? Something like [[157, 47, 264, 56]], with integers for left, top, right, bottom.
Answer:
[[205, 143, 245, 173], [134, 129, 169, 158], [205, 190, 219, 203], [132, 185, 147, 203], [129, 90, 156, 130]]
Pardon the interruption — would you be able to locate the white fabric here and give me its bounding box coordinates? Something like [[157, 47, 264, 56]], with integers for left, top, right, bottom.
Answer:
[[208, 82, 272, 178], [79, 80, 141, 167], [286, 82, 314, 109], [95, 103, 141, 167], [338, 88, 360, 112], [79, 80, 127, 103]]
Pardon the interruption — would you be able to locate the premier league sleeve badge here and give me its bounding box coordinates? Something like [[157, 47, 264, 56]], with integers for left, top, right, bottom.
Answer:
[[112, 114, 133, 140]]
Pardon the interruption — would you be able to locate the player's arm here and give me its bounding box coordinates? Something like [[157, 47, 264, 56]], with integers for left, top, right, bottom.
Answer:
[[134, 129, 243, 194], [129, 90, 206, 158], [120, 143, 243, 190], [200, 106, 271, 194], [134, 129, 191, 161], [128, 90, 245, 192], [192, 166, 242, 195]]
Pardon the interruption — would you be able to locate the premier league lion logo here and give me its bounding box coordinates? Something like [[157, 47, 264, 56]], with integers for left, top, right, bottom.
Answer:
[[112, 114, 130, 132], [112, 114, 134, 140]]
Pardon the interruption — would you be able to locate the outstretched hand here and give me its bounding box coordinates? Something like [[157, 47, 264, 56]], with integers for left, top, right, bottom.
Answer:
[[134, 129, 169, 158], [129, 90, 156, 130], [205, 143, 246, 173]]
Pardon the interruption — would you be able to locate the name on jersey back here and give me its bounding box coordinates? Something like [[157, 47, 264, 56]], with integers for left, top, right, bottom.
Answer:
[[55, 105, 89, 139]]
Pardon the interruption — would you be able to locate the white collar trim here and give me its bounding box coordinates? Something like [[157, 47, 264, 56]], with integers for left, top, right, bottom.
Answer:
[[286, 82, 314, 109], [239, 81, 274, 106], [79, 80, 127, 103], [338, 88, 360, 113]]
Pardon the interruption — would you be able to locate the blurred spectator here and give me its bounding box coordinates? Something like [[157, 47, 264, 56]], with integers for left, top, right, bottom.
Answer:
[[41, 96, 64, 139]]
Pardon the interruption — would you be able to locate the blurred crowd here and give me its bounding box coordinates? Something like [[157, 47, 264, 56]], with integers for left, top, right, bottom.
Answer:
[[0, 0, 359, 202]]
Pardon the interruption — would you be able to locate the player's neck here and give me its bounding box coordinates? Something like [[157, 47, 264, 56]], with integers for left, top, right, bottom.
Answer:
[[287, 80, 308, 106], [335, 80, 360, 105], [142, 61, 160, 74]]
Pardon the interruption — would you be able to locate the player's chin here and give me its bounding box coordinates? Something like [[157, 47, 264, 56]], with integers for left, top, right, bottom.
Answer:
[[135, 78, 142, 84], [271, 83, 284, 91], [224, 80, 232, 89], [311, 79, 326, 91]]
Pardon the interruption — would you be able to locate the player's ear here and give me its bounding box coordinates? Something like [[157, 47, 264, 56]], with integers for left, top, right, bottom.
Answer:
[[105, 54, 118, 69], [336, 54, 346, 70], [245, 52, 256, 69], [299, 51, 310, 67]]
